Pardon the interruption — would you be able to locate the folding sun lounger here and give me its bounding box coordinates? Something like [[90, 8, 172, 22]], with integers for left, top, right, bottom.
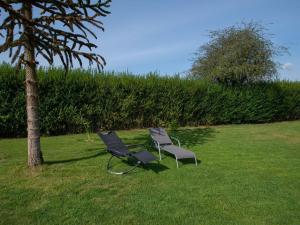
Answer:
[[149, 128, 197, 168], [98, 131, 157, 175]]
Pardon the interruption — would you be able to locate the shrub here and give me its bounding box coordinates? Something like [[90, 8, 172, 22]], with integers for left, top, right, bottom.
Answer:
[[0, 64, 299, 137], [190, 22, 287, 85]]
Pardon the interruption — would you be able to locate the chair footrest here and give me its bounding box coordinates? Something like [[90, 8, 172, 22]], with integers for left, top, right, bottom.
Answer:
[[132, 151, 157, 164], [162, 145, 195, 159]]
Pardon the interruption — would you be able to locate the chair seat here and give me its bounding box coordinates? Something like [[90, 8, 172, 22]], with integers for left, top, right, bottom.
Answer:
[[132, 150, 157, 164], [98, 131, 158, 174], [161, 145, 195, 159]]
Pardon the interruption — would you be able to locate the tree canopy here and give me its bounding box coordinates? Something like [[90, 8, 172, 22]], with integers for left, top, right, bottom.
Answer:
[[190, 22, 287, 85]]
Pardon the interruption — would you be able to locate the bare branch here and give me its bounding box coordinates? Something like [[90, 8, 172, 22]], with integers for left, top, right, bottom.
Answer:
[[0, 0, 111, 72]]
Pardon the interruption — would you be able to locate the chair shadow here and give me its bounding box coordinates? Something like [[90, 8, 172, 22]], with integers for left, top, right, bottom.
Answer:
[[144, 162, 169, 173], [82, 127, 214, 172], [109, 157, 169, 175], [180, 158, 202, 166], [44, 151, 106, 165]]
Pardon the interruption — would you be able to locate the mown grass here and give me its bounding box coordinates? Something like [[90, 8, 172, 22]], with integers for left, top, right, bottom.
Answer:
[[0, 121, 300, 225]]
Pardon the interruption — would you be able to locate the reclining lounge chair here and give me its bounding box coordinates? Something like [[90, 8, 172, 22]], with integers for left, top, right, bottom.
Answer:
[[149, 128, 197, 168], [98, 131, 157, 175]]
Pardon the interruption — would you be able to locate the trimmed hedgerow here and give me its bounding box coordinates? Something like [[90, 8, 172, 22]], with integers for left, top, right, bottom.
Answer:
[[0, 64, 299, 137]]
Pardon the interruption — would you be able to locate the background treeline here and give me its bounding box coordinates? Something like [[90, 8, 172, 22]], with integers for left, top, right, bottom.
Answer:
[[0, 64, 299, 137]]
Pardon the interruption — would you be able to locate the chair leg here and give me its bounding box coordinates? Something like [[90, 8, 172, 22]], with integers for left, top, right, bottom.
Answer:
[[194, 155, 197, 166], [107, 155, 140, 175], [107, 155, 114, 171], [158, 147, 162, 161], [176, 157, 179, 168]]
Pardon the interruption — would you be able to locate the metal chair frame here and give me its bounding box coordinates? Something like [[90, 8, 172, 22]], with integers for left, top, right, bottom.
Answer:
[[150, 129, 197, 168], [105, 144, 144, 175]]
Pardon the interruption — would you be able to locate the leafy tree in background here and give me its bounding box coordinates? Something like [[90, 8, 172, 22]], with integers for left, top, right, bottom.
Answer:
[[0, 0, 111, 167], [190, 22, 287, 85]]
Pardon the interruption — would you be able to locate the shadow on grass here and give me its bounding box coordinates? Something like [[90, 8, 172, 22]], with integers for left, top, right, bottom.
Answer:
[[170, 127, 216, 147], [111, 157, 169, 174], [120, 127, 216, 148], [180, 158, 202, 166], [44, 151, 106, 165], [50, 127, 213, 168], [121, 127, 215, 168], [144, 162, 169, 173]]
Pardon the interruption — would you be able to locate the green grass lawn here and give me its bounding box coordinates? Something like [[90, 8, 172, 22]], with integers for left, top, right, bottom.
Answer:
[[0, 121, 300, 225]]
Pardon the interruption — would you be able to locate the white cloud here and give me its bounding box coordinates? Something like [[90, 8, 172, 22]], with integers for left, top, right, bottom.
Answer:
[[282, 62, 293, 70], [279, 62, 300, 81]]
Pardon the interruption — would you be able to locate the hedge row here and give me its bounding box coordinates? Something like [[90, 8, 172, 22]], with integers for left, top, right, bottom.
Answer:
[[0, 64, 299, 137]]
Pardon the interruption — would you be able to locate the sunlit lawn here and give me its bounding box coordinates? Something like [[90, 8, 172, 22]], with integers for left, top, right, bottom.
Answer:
[[0, 121, 299, 225]]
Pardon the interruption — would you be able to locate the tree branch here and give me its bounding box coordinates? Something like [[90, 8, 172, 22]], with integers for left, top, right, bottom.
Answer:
[[0, 0, 111, 72]]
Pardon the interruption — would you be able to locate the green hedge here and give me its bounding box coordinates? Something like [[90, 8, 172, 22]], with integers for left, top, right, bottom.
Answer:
[[0, 64, 299, 137]]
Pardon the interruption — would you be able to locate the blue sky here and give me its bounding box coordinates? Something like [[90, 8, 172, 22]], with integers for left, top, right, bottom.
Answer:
[[1, 0, 299, 80], [98, 0, 300, 80]]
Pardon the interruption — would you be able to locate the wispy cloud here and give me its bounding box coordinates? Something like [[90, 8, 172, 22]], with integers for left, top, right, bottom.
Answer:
[[279, 62, 300, 81], [282, 62, 293, 70]]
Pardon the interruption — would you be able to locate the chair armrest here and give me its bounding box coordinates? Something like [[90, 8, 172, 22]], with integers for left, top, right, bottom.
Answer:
[[170, 136, 181, 147], [150, 136, 160, 149], [150, 137, 162, 160]]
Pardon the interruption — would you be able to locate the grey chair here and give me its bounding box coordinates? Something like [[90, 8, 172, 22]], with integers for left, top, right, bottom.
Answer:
[[98, 131, 157, 175], [149, 128, 197, 168]]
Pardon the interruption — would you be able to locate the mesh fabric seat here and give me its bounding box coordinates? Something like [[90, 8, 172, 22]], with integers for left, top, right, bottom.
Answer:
[[149, 128, 197, 168], [98, 131, 157, 174]]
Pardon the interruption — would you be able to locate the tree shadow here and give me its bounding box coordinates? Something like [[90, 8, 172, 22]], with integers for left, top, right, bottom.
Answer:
[[44, 151, 106, 165], [170, 127, 216, 147], [120, 127, 216, 148]]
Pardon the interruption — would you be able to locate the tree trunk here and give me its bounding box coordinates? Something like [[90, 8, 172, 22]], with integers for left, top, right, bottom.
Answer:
[[23, 2, 43, 166]]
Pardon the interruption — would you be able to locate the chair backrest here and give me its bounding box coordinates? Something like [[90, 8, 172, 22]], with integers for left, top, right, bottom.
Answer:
[[98, 131, 130, 157], [149, 128, 172, 145]]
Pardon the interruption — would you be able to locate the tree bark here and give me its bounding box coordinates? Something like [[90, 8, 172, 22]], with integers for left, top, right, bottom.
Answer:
[[23, 2, 43, 166]]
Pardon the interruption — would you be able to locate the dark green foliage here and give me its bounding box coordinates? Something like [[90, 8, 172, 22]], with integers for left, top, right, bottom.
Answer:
[[191, 22, 287, 85], [0, 64, 299, 137]]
